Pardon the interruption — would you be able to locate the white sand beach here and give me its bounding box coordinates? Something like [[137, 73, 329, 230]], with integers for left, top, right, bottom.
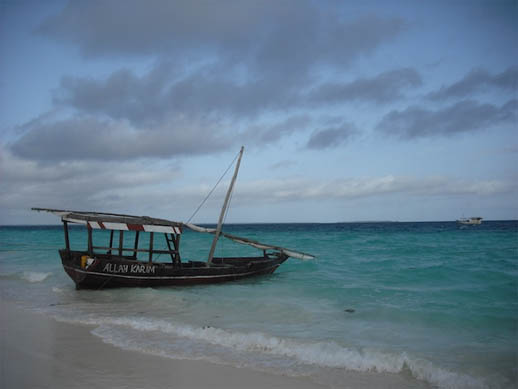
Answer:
[[0, 299, 430, 389], [1, 299, 330, 389]]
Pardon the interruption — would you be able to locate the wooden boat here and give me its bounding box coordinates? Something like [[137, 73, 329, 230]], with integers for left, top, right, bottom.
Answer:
[[32, 147, 314, 289]]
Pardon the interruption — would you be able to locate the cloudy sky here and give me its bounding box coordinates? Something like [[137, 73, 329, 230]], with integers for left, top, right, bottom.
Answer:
[[1, 0, 517, 224]]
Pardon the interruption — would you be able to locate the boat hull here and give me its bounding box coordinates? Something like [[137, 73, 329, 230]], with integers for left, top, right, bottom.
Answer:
[[59, 250, 288, 289]]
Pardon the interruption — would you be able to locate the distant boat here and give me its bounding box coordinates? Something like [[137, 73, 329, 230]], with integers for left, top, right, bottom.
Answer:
[[456, 217, 483, 225], [32, 147, 314, 289]]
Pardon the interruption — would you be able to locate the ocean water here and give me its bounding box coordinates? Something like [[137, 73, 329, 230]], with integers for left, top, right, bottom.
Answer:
[[0, 221, 516, 388]]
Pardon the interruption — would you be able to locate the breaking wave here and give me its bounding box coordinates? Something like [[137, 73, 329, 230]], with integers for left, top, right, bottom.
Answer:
[[0, 270, 52, 283], [21, 271, 52, 283], [0, 271, 51, 283], [56, 315, 488, 389], [0, 271, 53, 283]]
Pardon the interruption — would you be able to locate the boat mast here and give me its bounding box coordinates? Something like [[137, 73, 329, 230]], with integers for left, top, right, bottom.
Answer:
[[207, 146, 244, 264]]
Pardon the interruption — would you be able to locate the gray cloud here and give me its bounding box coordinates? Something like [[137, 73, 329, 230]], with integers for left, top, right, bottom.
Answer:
[[306, 123, 357, 150], [54, 63, 175, 126], [54, 63, 313, 125], [309, 68, 422, 104], [0, 145, 181, 217], [5, 136, 515, 223], [10, 116, 232, 162], [251, 13, 407, 79], [53, 66, 422, 132], [269, 160, 297, 170], [46, 5, 408, 124], [23, 1, 410, 164], [228, 175, 518, 204], [377, 99, 517, 139], [38, 1, 406, 69], [37, 0, 298, 58], [39, 1, 407, 122], [428, 67, 518, 100], [256, 115, 312, 144]]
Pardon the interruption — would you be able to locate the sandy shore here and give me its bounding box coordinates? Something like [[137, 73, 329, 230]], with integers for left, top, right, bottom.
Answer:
[[1, 299, 429, 389], [1, 300, 327, 389]]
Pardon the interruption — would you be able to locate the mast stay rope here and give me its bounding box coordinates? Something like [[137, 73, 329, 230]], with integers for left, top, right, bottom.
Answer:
[[187, 150, 240, 224]]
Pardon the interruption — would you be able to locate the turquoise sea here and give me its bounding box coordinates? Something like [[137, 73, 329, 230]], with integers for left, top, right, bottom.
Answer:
[[1, 221, 517, 388]]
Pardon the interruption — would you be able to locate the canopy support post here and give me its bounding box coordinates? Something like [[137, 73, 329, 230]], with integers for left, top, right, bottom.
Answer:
[[87, 226, 93, 256], [207, 146, 244, 264], [133, 231, 139, 259], [119, 230, 124, 256], [148, 232, 154, 263], [108, 230, 114, 255], [175, 234, 181, 264], [63, 220, 70, 251]]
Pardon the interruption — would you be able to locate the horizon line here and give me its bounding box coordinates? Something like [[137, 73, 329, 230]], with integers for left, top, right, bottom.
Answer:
[[1, 219, 517, 227]]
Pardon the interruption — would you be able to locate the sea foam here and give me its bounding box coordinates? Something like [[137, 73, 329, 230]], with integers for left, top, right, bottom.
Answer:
[[21, 271, 51, 283], [58, 314, 487, 389]]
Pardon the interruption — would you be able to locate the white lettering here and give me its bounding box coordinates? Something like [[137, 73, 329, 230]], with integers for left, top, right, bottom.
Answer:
[[129, 264, 155, 274], [102, 263, 130, 274], [102, 263, 157, 274]]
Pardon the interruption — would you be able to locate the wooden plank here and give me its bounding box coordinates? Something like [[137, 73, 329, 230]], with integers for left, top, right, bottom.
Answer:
[[92, 246, 177, 255]]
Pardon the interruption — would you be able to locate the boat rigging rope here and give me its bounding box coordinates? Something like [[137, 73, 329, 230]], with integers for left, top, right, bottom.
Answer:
[[187, 150, 240, 224]]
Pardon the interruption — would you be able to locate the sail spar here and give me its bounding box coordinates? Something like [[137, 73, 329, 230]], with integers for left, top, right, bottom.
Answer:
[[184, 223, 315, 260]]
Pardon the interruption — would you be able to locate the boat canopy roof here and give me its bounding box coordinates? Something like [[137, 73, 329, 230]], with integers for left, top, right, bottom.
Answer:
[[32, 208, 183, 234], [32, 208, 315, 260]]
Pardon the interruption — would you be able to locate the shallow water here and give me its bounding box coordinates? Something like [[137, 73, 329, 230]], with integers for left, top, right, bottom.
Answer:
[[1, 221, 517, 388]]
